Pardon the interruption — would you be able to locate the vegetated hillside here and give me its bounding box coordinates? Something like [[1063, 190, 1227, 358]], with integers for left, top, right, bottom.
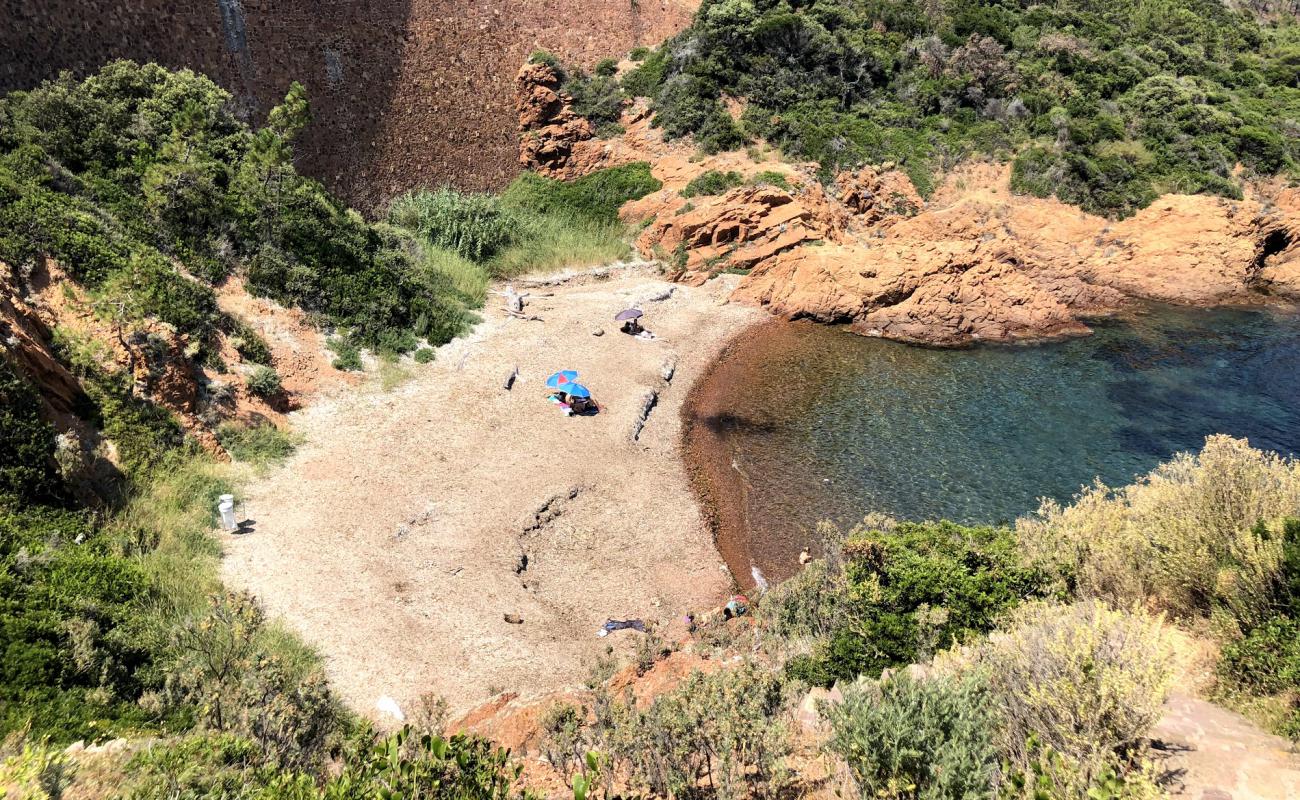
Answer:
[[0, 59, 478, 751], [0, 59, 672, 797], [614, 0, 1299, 215], [0, 0, 697, 209]]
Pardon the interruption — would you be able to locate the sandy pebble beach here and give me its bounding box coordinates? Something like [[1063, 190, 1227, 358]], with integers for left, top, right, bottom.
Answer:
[[221, 265, 763, 718]]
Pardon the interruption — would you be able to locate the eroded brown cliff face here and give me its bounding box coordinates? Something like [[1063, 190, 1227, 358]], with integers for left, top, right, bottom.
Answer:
[[0, 0, 697, 210]]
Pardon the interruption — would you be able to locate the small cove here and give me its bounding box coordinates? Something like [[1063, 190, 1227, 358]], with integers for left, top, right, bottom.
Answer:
[[685, 304, 1300, 586]]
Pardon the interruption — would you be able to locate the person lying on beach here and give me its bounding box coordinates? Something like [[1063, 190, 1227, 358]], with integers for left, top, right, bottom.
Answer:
[[547, 392, 573, 415]]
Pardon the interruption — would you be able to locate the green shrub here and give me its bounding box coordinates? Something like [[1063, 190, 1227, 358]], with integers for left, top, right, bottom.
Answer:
[[596, 662, 791, 800], [1220, 615, 1300, 696], [388, 187, 517, 262], [967, 601, 1173, 785], [618, 0, 1298, 215], [681, 169, 744, 198], [1278, 517, 1300, 614], [653, 75, 745, 153], [413, 347, 436, 364], [87, 370, 189, 483], [227, 319, 272, 365], [99, 251, 222, 340], [628, 47, 651, 62], [1215, 521, 1300, 740], [528, 50, 564, 74], [162, 591, 341, 771], [0, 62, 477, 357], [749, 170, 791, 189], [327, 726, 529, 800], [501, 162, 662, 224], [540, 702, 588, 784], [823, 673, 999, 800], [775, 519, 1054, 687], [216, 422, 298, 466], [621, 47, 669, 99], [245, 365, 282, 398], [566, 68, 625, 130], [327, 337, 363, 372], [0, 502, 155, 741], [1018, 435, 1300, 630], [0, 359, 61, 503]]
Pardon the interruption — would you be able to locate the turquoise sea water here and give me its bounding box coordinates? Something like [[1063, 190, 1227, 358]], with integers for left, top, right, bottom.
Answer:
[[692, 305, 1300, 581]]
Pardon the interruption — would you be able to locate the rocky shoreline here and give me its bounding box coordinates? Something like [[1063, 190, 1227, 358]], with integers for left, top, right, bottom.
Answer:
[[518, 65, 1300, 348]]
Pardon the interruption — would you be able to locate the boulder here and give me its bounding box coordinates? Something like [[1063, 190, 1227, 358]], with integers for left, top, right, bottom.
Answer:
[[516, 62, 609, 180]]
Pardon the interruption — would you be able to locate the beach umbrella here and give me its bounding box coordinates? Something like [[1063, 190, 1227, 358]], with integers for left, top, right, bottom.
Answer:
[[565, 383, 592, 399], [546, 370, 579, 389], [614, 308, 644, 322]]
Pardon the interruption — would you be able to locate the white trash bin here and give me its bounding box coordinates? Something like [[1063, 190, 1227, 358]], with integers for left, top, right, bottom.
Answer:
[[218, 494, 238, 531]]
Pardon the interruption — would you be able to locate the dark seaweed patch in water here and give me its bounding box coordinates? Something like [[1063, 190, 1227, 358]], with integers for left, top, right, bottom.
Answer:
[[698, 305, 1300, 583]]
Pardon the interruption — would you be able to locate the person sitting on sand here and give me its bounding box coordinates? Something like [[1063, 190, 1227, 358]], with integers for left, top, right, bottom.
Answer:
[[620, 318, 643, 335], [570, 395, 596, 415]]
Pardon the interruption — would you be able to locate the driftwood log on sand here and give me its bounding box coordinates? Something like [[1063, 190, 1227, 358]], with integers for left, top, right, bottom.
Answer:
[[631, 389, 659, 442]]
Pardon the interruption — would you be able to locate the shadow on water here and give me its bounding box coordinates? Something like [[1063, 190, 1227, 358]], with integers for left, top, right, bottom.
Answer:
[[692, 305, 1300, 584], [694, 411, 779, 436]]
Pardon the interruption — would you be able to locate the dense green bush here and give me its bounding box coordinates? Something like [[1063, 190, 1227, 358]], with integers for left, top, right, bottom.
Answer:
[[621, 47, 670, 99], [101, 251, 222, 340], [226, 319, 272, 366], [778, 519, 1053, 687], [964, 601, 1173, 788], [245, 366, 282, 399], [0, 502, 156, 741], [565, 67, 626, 134], [500, 161, 662, 224], [595, 662, 791, 800], [823, 673, 999, 800], [388, 187, 517, 261], [327, 337, 363, 372], [618, 0, 1299, 214], [216, 422, 298, 466], [681, 169, 744, 198], [0, 61, 475, 352], [0, 360, 61, 503], [1220, 615, 1300, 696]]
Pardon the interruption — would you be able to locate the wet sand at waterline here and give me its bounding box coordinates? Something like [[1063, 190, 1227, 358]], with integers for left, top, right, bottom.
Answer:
[[682, 319, 813, 590], [221, 266, 763, 719]]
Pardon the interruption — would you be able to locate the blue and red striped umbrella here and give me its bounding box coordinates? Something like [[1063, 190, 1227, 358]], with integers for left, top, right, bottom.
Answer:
[[546, 370, 579, 389]]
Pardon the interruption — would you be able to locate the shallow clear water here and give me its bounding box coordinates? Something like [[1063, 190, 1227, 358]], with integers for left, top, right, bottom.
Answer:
[[695, 305, 1300, 581]]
